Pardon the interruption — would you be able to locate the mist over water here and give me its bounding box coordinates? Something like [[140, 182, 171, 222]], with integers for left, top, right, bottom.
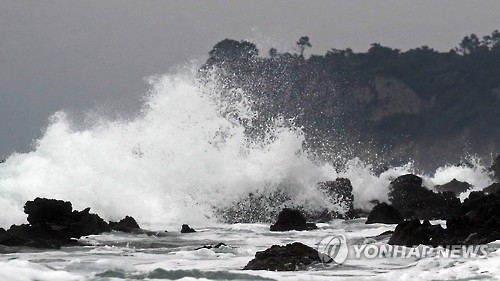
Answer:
[[0, 70, 494, 229]]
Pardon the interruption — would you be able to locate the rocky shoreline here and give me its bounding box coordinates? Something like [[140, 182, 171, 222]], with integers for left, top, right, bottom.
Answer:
[[0, 155, 498, 271]]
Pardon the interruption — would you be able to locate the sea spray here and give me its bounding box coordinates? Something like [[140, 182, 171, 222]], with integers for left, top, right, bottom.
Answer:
[[0, 71, 495, 229], [0, 72, 340, 229]]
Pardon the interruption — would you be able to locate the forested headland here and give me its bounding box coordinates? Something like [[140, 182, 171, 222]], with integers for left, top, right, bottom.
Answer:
[[198, 32, 500, 171]]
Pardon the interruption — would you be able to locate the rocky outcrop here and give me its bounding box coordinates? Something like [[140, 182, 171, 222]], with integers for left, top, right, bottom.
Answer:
[[365, 202, 403, 224], [354, 76, 426, 121], [389, 174, 461, 220], [0, 198, 110, 248], [389, 190, 500, 246], [388, 219, 445, 246], [243, 242, 322, 271], [180, 224, 196, 233], [484, 183, 500, 194], [434, 179, 471, 195], [313, 178, 356, 221], [270, 208, 317, 231], [109, 216, 140, 233]]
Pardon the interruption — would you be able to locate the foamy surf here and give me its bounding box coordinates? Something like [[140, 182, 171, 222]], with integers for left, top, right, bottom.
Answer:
[[0, 70, 495, 230]]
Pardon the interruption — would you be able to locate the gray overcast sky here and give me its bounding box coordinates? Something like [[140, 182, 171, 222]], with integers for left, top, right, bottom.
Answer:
[[1, 0, 499, 159]]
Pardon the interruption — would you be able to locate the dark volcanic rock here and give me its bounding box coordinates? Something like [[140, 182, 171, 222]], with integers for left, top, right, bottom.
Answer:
[[24, 198, 73, 225], [0, 197, 111, 249], [366, 202, 403, 224], [270, 208, 317, 231], [389, 191, 500, 246], [313, 178, 356, 221], [196, 243, 227, 250], [434, 179, 471, 195], [484, 183, 500, 194], [180, 224, 196, 233], [243, 242, 322, 271], [109, 216, 140, 233], [388, 219, 445, 247], [389, 174, 461, 220]]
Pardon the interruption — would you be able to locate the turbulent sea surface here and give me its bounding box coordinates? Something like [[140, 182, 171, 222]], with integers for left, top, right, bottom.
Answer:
[[0, 71, 497, 280], [1, 220, 500, 280]]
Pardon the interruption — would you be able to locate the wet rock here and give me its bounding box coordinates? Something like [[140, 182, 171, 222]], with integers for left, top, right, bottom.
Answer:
[[180, 224, 196, 233], [365, 202, 403, 224], [484, 183, 500, 194], [388, 219, 445, 247], [389, 191, 500, 246], [109, 216, 141, 233], [314, 178, 356, 220], [24, 197, 73, 225], [0, 197, 110, 249], [389, 174, 460, 220], [270, 208, 317, 231], [196, 243, 227, 250], [434, 179, 471, 195], [243, 242, 322, 271]]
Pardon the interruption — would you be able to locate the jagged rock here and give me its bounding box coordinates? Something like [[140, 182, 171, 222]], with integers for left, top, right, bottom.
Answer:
[[484, 183, 500, 194], [0, 197, 110, 249], [243, 242, 322, 271], [180, 224, 196, 233], [24, 198, 73, 225], [389, 174, 461, 220], [365, 202, 403, 224], [389, 191, 500, 246], [270, 208, 317, 231], [388, 219, 445, 247], [315, 178, 356, 220], [434, 179, 471, 195], [490, 154, 500, 181], [109, 216, 140, 233]]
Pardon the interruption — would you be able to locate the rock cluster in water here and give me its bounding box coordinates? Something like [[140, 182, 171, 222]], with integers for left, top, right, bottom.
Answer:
[[381, 158, 500, 246], [0, 197, 140, 249], [389, 190, 500, 246]]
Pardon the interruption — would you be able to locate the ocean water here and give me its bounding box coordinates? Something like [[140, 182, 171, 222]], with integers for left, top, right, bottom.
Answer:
[[1, 220, 500, 280], [0, 70, 497, 280]]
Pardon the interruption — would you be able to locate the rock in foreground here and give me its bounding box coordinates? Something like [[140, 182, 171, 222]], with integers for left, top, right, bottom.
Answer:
[[389, 190, 500, 246], [0, 198, 111, 248], [243, 242, 322, 271], [270, 208, 317, 231]]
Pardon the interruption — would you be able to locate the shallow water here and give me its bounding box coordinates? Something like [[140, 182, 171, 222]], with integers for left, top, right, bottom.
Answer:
[[1, 219, 499, 281]]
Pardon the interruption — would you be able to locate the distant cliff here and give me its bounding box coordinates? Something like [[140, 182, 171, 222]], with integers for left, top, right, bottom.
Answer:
[[198, 33, 500, 171]]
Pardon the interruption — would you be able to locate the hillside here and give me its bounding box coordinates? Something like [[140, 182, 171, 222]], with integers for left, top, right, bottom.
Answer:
[[198, 33, 500, 171]]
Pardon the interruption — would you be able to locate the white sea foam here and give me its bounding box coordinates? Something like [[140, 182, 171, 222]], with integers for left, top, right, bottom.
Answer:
[[0, 70, 495, 229]]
